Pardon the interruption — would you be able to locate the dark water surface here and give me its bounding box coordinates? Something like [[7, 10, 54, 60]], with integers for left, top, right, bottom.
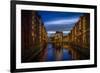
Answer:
[[46, 43, 72, 61]]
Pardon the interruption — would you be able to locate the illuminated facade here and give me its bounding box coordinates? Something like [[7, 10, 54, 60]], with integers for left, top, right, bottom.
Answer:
[[63, 14, 90, 59], [21, 10, 48, 62], [53, 31, 63, 49]]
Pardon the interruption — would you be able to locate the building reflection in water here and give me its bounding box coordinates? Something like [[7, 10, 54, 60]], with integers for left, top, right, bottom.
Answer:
[[21, 10, 90, 63]]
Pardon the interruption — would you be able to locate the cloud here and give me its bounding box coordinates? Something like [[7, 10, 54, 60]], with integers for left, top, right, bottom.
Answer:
[[44, 17, 79, 26], [45, 23, 74, 31], [47, 31, 71, 37], [47, 31, 70, 34]]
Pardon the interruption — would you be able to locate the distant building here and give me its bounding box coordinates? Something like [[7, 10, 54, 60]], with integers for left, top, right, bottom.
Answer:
[[53, 31, 63, 49]]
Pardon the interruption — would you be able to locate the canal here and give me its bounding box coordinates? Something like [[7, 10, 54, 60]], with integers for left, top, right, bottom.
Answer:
[[45, 43, 72, 61]]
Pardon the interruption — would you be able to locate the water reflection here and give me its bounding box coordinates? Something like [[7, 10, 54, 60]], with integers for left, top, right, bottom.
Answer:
[[45, 43, 72, 61]]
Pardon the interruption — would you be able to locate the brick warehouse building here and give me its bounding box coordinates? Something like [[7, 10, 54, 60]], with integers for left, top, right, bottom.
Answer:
[[21, 10, 48, 62], [63, 13, 90, 60]]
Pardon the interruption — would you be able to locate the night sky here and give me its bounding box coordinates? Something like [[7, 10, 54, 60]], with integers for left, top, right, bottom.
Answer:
[[38, 11, 84, 37]]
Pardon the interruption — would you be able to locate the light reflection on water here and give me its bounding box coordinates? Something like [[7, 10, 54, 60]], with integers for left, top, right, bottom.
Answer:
[[46, 43, 72, 61]]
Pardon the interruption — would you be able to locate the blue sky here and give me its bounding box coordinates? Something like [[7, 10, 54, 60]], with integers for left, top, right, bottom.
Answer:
[[38, 11, 83, 37]]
